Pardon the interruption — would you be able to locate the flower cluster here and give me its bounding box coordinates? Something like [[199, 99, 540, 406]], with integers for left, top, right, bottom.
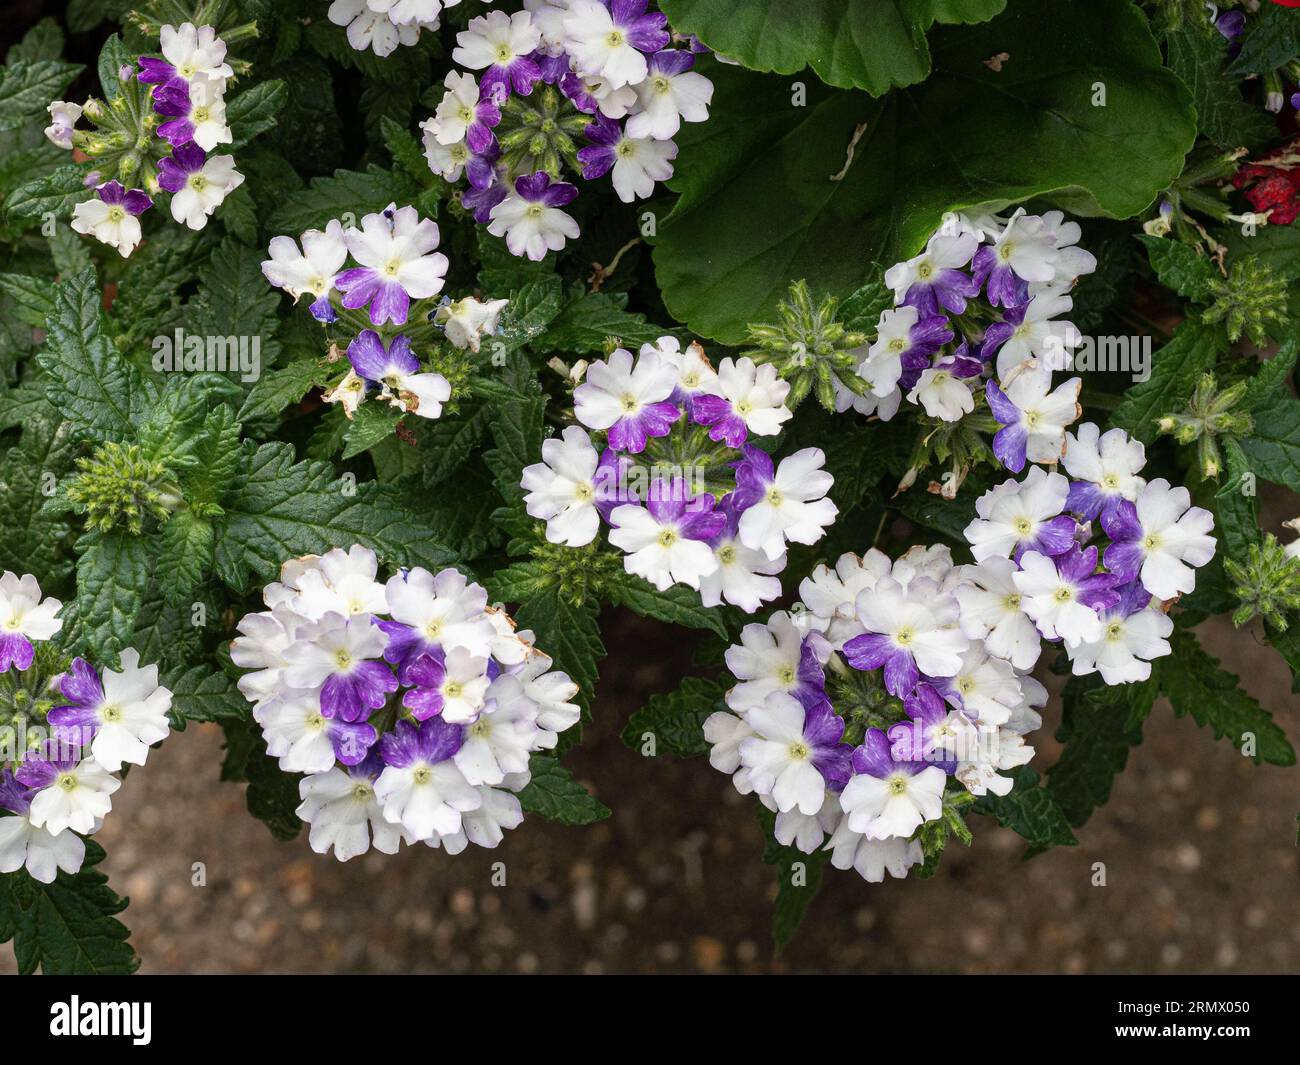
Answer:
[[230, 547, 581, 861], [52, 23, 245, 257], [328, 0, 459, 57], [261, 203, 509, 422], [0, 573, 173, 885], [521, 337, 837, 611], [420, 1, 713, 258], [704, 415, 1216, 882], [833, 210, 1098, 495]]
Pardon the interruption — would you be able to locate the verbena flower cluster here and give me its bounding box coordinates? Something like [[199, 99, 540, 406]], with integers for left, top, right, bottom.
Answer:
[[49, 23, 244, 257], [328, 0, 460, 57], [521, 337, 837, 611], [230, 547, 581, 861], [261, 203, 509, 422], [837, 209, 1096, 450], [0, 573, 173, 885], [704, 415, 1217, 882], [420, 1, 713, 259]]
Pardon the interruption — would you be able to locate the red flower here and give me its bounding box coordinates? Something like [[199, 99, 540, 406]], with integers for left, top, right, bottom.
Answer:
[[1233, 142, 1300, 225]]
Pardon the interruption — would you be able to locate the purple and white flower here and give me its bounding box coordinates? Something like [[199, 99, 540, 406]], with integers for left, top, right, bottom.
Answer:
[[156, 141, 244, 230], [573, 345, 679, 452], [46, 650, 172, 773], [608, 489, 726, 591], [1061, 422, 1146, 524], [0, 571, 62, 672], [522, 425, 603, 547], [70, 181, 152, 258], [337, 204, 448, 326], [1101, 480, 1216, 600], [346, 330, 451, 420], [563, 0, 669, 89], [732, 446, 838, 561], [577, 113, 677, 202], [689, 356, 791, 447], [838, 728, 947, 840], [0, 771, 86, 884], [453, 9, 543, 96], [1013, 545, 1122, 647], [487, 172, 580, 260], [739, 693, 852, 816], [986, 372, 1082, 472]]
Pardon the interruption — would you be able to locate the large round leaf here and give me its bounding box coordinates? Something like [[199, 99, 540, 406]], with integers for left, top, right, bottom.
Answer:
[[660, 0, 1006, 95], [652, 0, 1196, 344]]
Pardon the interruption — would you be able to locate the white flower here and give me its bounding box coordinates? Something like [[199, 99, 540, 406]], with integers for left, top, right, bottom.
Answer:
[[297, 767, 406, 861], [160, 22, 234, 83], [374, 748, 480, 842], [168, 154, 244, 230], [521, 425, 602, 547], [964, 466, 1071, 563], [655, 337, 718, 399], [329, 0, 420, 56], [282, 612, 389, 692], [426, 648, 491, 723], [261, 220, 348, 302], [738, 693, 827, 816], [853, 576, 970, 679], [0, 572, 63, 668], [839, 762, 947, 840], [1061, 422, 1146, 514], [185, 72, 232, 151], [453, 674, 539, 784], [985, 209, 1067, 287], [256, 690, 343, 774], [515, 645, 581, 738], [909, 365, 974, 421], [344, 204, 449, 304], [385, 566, 496, 658], [862, 305, 917, 397], [953, 557, 1043, 670], [1122, 479, 1217, 600], [771, 794, 840, 854], [723, 611, 817, 714], [1284, 518, 1300, 561], [433, 70, 485, 144], [942, 646, 1021, 727], [1068, 600, 1173, 685], [452, 10, 541, 77], [884, 220, 980, 303], [487, 181, 581, 260], [573, 346, 677, 437], [703, 711, 753, 776], [229, 606, 301, 704], [1031, 209, 1098, 288], [955, 726, 1034, 797], [28, 757, 119, 836], [994, 291, 1081, 380], [605, 133, 677, 203], [288, 545, 387, 621], [797, 550, 892, 648], [71, 197, 144, 258], [459, 783, 525, 848], [322, 369, 367, 417], [564, 0, 649, 88], [997, 370, 1082, 464], [44, 101, 81, 149], [0, 817, 85, 884], [1012, 551, 1103, 647], [608, 502, 718, 591], [711, 357, 792, 437], [73, 649, 172, 773], [738, 448, 838, 561], [421, 122, 472, 181], [627, 58, 714, 140], [436, 296, 508, 352], [699, 534, 784, 614], [824, 821, 923, 883]]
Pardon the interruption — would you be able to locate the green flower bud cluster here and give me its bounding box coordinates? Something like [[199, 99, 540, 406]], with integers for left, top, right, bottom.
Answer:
[[66, 441, 183, 535], [1155, 372, 1253, 480], [1226, 533, 1300, 632], [1202, 260, 1288, 347], [496, 85, 590, 181]]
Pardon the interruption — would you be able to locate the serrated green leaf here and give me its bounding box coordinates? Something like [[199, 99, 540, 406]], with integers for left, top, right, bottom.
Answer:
[[1111, 319, 1223, 444], [0, 415, 74, 580], [0, 839, 137, 975], [237, 358, 335, 423], [163, 665, 249, 728], [620, 675, 722, 755], [0, 59, 82, 131], [266, 165, 420, 233], [1237, 342, 1300, 493], [971, 765, 1078, 854], [1137, 234, 1218, 303], [607, 575, 728, 639], [341, 402, 403, 459], [227, 79, 289, 148], [535, 291, 674, 355], [0, 272, 56, 326], [4, 163, 89, 222], [70, 529, 154, 659], [514, 754, 610, 825], [1166, 24, 1275, 151], [156, 510, 214, 606], [514, 585, 604, 722], [37, 269, 143, 442], [1159, 628, 1295, 766]]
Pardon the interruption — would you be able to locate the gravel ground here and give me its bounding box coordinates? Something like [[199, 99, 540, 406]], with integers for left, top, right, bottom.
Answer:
[[3, 607, 1296, 975]]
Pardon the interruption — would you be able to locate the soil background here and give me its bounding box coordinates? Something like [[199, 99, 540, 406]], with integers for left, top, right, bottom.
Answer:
[[2, 0, 1298, 975]]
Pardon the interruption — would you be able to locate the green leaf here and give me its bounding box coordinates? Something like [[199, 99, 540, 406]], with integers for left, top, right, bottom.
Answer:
[[478, 350, 548, 502], [37, 269, 143, 442], [183, 404, 244, 508], [226, 79, 289, 148], [156, 510, 215, 605], [238, 358, 335, 423], [620, 675, 723, 755], [514, 754, 610, 824], [535, 291, 674, 355], [380, 115, 434, 182], [970, 766, 1078, 853], [0, 839, 137, 975], [189, 238, 285, 379], [653, 0, 1196, 342], [1166, 24, 1275, 151], [607, 575, 729, 639], [162, 665, 249, 727], [1046, 675, 1156, 828], [494, 276, 565, 354], [1214, 438, 1260, 568], [0, 415, 74, 581], [211, 442, 460, 592], [1237, 342, 1300, 493], [266, 165, 420, 233], [1136, 234, 1217, 303], [756, 806, 827, 953], [4, 163, 89, 222], [660, 0, 1006, 94], [514, 585, 604, 721], [7, 17, 64, 63], [0, 59, 82, 131], [70, 529, 154, 659], [341, 402, 404, 459], [1227, 3, 1300, 76], [1110, 319, 1223, 444], [1158, 628, 1295, 766], [0, 272, 56, 326]]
